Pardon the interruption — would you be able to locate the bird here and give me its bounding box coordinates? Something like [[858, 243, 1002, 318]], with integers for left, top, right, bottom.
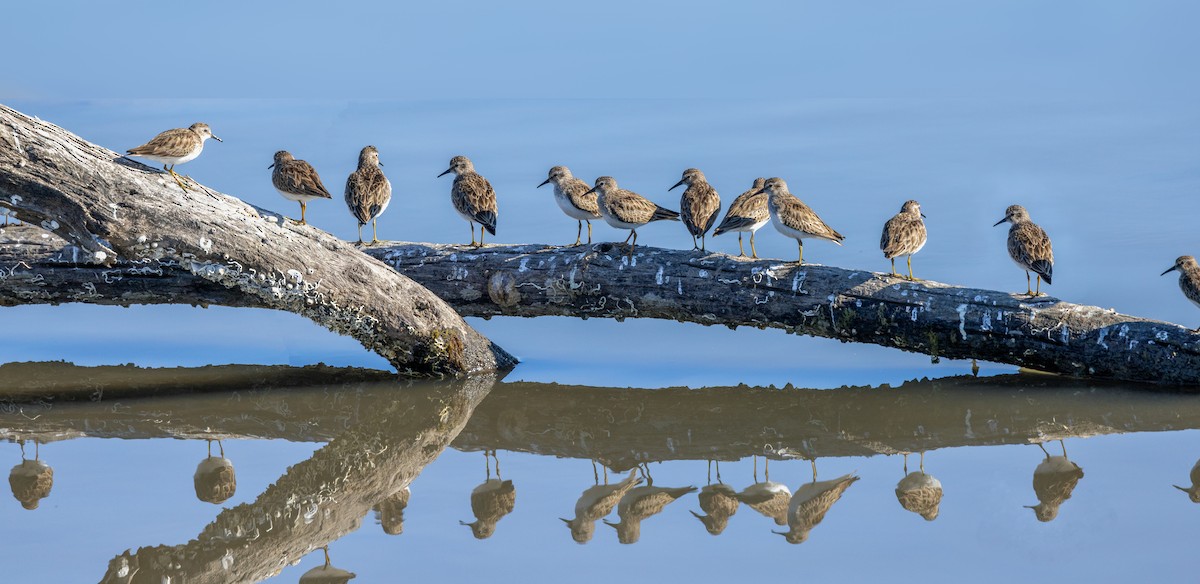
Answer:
[[994, 204, 1054, 297], [461, 450, 515, 539], [299, 546, 356, 584], [880, 200, 928, 280], [344, 145, 392, 246], [270, 151, 332, 225], [538, 165, 601, 246], [757, 177, 844, 265], [561, 469, 643, 544], [774, 460, 858, 544], [691, 461, 739, 535], [126, 122, 222, 191], [670, 168, 721, 252], [585, 176, 680, 261], [438, 155, 498, 247], [894, 452, 942, 521], [375, 486, 411, 535], [604, 479, 696, 544], [1174, 458, 1200, 503], [1027, 440, 1084, 522], [8, 440, 52, 511], [1161, 256, 1200, 331], [193, 439, 236, 505], [713, 177, 770, 258]]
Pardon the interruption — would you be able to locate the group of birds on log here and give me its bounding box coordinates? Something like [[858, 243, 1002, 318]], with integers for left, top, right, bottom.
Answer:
[[117, 122, 1200, 308]]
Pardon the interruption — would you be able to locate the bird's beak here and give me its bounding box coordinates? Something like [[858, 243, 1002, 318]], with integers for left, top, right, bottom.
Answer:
[[212, 135, 223, 143], [602, 520, 618, 529], [771, 530, 788, 537], [267, 163, 275, 169], [378, 161, 384, 167], [1175, 485, 1191, 493], [437, 168, 453, 177], [459, 520, 472, 527], [537, 178, 551, 188], [754, 188, 767, 195], [584, 186, 597, 195], [689, 511, 703, 519], [993, 217, 1008, 227], [559, 518, 571, 524], [669, 179, 686, 191], [1162, 265, 1179, 276], [1023, 505, 1037, 509], [921, 213, 928, 219]]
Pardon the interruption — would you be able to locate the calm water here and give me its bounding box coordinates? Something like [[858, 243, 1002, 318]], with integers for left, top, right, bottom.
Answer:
[[0, 365, 1198, 583]]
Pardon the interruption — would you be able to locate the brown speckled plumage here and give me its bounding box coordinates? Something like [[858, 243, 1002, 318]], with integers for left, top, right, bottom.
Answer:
[[895, 472, 942, 521], [464, 479, 516, 539], [760, 177, 844, 265], [1162, 256, 1200, 331], [440, 155, 498, 246], [671, 168, 722, 251], [1029, 450, 1083, 522], [737, 481, 791, 526], [778, 473, 858, 544], [538, 165, 600, 245], [881, 200, 928, 280], [8, 459, 52, 510], [344, 145, 392, 244], [563, 471, 643, 543], [995, 204, 1053, 296], [714, 177, 770, 258], [193, 455, 237, 505], [126, 122, 221, 191], [692, 483, 740, 535], [1174, 459, 1200, 502], [605, 484, 696, 544], [589, 176, 680, 260], [271, 150, 332, 225]]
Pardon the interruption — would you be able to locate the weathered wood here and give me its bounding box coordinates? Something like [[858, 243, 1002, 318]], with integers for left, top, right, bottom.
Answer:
[[0, 105, 516, 376], [365, 242, 1200, 385]]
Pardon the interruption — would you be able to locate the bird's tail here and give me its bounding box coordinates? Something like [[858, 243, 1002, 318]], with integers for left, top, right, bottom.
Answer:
[[652, 205, 681, 222], [1031, 259, 1053, 284], [477, 211, 498, 235]]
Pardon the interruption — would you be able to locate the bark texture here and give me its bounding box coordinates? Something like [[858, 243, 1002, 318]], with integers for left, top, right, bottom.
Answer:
[[365, 242, 1200, 385], [0, 105, 515, 376]]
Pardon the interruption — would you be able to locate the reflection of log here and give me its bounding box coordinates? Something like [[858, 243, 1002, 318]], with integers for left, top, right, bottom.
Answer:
[[0, 105, 515, 376], [97, 375, 494, 583], [365, 242, 1200, 384]]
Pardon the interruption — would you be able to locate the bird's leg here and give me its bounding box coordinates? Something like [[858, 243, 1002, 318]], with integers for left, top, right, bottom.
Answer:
[[707, 460, 712, 485], [701, 234, 707, 252], [479, 225, 486, 247], [764, 457, 770, 482], [356, 224, 364, 245], [1037, 442, 1051, 459], [919, 451, 925, 473], [907, 255, 918, 281], [218, 440, 224, 458], [1025, 271, 1032, 296], [641, 462, 654, 486], [1035, 275, 1043, 297], [715, 460, 723, 484], [372, 219, 380, 245], [737, 234, 745, 257], [890, 258, 898, 277], [165, 164, 190, 192], [902, 453, 909, 475], [575, 220, 583, 246], [484, 450, 491, 480], [752, 455, 759, 483], [692, 234, 699, 250], [603, 466, 608, 484], [468, 222, 477, 246], [1059, 440, 1068, 458], [797, 240, 804, 265], [322, 546, 331, 569], [494, 450, 502, 479], [809, 458, 818, 482], [750, 232, 758, 259], [628, 230, 638, 261], [592, 460, 599, 485], [587, 221, 593, 244], [207, 439, 212, 458]]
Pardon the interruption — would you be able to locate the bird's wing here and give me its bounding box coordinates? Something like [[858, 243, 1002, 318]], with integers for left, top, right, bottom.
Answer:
[[277, 161, 333, 199], [455, 173, 499, 230], [682, 183, 721, 236], [127, 128, 197, 157], [345, 167, 392, 223], [606, 190, 659, 224], [779, 197, 844, 241], [565, 178, 601, 216]]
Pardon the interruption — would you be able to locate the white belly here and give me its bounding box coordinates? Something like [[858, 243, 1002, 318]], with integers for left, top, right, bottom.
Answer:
[[554, 189, 596, 221], [277, 188, 323, 203], [599, 211, 641, 231], [746, 217, 770, 233], [136, 145, 202, 166]]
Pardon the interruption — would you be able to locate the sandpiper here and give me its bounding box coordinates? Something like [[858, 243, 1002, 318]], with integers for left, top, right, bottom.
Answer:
[[894, 452, 942, 521], [126, 122, 222, 191], [270, 151, 332, 225], [1174, 458, 1200, 503], [538, 165, 600, 245], [461, 450, 515, 539], [193, 439, 236, 505], [1027, 440, 1084, 522], [737, 456, 791, 526], [774, 459, 858, 544], [994, 204, 1053, 296], [1161, 256, 1200, 331], [670, 168, 721, 252], [344, 145, 392, 245], [880, 200, 928, 280], [586, 176, 680, 261], [713, 177, 769, 258], [691, 461, 739, 536], [757, 177, 844, 265], [438, 155, 498, 247], [8, 441, 51, 511], [603, 464, 696, 544], [561, 468, 643, 544]]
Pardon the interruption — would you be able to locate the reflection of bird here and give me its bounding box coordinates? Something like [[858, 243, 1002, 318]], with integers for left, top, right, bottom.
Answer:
[[775, 460, 858, 544], [758, 177, 844, 265], [586, 176, 681, 261], [538, 165, 601, 246], [438, 155, 498, 247], [1174, 459, 1200, 502], [299, 546, 356, 584], [1027, 440, 1084, 522], [1161, 256, 1200, 332], [994, 204, 1054, 297], [562, 466, 643, 544], [713, 178, 769, 258], [271, 150, 333, 225], [691, 460, 739, 535], [126, 122, 222, 191], [8, 440, 52, 510], [895, 452, 942, 521], [344, 145, 392, 245], [737, 456, 791, 526], [670, 168, 721, 252], [461, 450, 515, 539], [375, 486, 411, 535], [605, 463, 696, 544], [194, 439, 236, 505], [880, 200, 928, 280]]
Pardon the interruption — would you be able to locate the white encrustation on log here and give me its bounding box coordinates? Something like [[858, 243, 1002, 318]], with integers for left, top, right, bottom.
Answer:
[[0, 104, 515, 376], [363, 242, 1200, 385]]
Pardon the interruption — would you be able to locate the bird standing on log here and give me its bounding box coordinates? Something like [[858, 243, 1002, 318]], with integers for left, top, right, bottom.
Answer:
[[758, 177, 845, 265], [670, 168, 721, 252], [1161, 255, 1200, 331], [270, 151, 332, 226], [880, 200, 928, 280], [126, 122, 222, 192], [538, 165, 600, 246], [439, 155, 498, 247], [586, 176, 680, 261], [994, 204, 1053, 296], [344, 145, 392, 245], [713, 177, 770, 258]]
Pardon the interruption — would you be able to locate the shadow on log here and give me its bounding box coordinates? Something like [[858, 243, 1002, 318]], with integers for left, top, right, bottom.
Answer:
[[0, 105, 515, 376]]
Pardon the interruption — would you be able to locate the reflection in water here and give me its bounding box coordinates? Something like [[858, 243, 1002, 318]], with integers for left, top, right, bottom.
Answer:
[[461, 450, 516, 539], [605, 464, 696, 544], [691, 461, 739, 535], [374, 487, 411, 535], [895, 452, 942, 521], [8, 440, 52, 510], [562, 463, 643, 544], [1028, 440, 1085, 522], [776, 460, 859, 544], [298, 546, 355, 584], [194, 439, 236, 505], [1174, 459, 1200, 503], [737, 456, 791, 526]]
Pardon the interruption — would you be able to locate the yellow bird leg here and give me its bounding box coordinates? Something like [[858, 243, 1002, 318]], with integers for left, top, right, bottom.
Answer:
[[468, 222, 477, 246], [587, 221, 593, 244], [890, 258, 898, 277], [356, 224, 364, 245], [1025, 272, 1033, 296], [750, 232, 758, 259], [907, 255, 918, 281], [737, 234, 745, 257]]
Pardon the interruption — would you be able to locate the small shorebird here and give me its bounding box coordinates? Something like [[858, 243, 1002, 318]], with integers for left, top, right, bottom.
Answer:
[[994, 204, 1054, 296], [193, 439, 236, 505], [880, 200, 928, 280], [604, 482, 696, 543], [713, 177, 769, 258], [1174, 458, 1200, 503], [894, 452, 942, 521], [299, 546, 356, 584], [774, 459, 858, 544], [737, 456, 791, 526], [561, 468, 643, 544], [538, 165, 600, 245], [270, 151, 332, 225], [126, 122, 222, 191], [438, 155, 498, 247], [585, 176, 680, 261], [375, 486, 411, 535], [670, 168, 721, 252], [1161, 256, 1200, 331], [1027, 440, 1084, 522], [8, 441, 52, 511], [757, 177, 844, 265], [461, 450, 515, 539], [344, 145, 392, 245], [691, 460, 739, 535]]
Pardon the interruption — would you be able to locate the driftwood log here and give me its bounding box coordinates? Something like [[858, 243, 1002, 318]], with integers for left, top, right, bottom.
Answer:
[[0, 104, 515, 376]]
